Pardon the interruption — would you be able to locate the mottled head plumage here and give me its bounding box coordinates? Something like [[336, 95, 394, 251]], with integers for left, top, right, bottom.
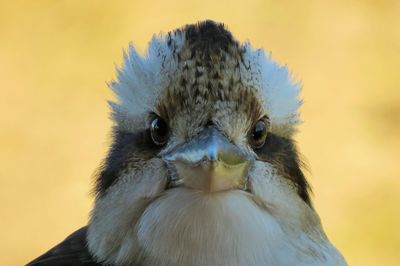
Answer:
[[110, 20, 301, 138]]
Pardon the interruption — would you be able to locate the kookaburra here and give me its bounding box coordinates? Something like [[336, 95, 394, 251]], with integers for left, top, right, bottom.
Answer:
[[28, 20, 346, 266]]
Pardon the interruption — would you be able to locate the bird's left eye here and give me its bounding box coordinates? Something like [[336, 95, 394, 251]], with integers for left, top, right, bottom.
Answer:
[[249, 118, 269, 149], [150, 116, 170, 146]]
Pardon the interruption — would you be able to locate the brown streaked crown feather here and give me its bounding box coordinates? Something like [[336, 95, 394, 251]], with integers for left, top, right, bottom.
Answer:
[[157, 21, 263, 138]]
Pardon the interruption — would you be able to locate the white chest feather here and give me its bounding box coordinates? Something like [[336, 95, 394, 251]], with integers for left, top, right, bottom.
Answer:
[[135, 189, 342, 266]]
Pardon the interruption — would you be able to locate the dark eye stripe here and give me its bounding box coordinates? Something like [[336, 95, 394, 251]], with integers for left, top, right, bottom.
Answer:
[[255, 133, 312, 206], [94, 129, 161, 197]]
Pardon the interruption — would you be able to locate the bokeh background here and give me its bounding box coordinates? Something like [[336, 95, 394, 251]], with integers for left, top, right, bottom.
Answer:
[[1, 0, 399, 265]]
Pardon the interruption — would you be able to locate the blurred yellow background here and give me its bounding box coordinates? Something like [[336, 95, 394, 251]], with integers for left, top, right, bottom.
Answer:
[[1, 0, 399, 265]]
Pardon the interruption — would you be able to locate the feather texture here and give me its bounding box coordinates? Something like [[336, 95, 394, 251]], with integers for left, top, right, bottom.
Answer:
[[26, 227, 101, 266], [110, 21, 301, 137]]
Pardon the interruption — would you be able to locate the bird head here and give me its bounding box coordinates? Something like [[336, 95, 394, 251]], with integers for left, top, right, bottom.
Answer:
[[87, 21, 344, 266]]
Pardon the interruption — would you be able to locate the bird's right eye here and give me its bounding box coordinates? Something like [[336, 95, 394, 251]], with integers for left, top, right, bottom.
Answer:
[[150, 116, 170, 146]]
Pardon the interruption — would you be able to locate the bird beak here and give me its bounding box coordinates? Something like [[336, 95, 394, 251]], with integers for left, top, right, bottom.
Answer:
[[163, 127, 251, 192]]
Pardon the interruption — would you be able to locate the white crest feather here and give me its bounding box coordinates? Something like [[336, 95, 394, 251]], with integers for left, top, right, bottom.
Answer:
[[110, 34, 184, 131], [240, 43, 302, 136]]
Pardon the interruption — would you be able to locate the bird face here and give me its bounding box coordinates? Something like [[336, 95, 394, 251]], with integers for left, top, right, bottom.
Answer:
[[87, 21, 346, 266]]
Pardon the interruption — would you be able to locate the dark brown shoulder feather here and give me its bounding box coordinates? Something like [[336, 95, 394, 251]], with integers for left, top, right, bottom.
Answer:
[[26, 226, 102, 266]]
